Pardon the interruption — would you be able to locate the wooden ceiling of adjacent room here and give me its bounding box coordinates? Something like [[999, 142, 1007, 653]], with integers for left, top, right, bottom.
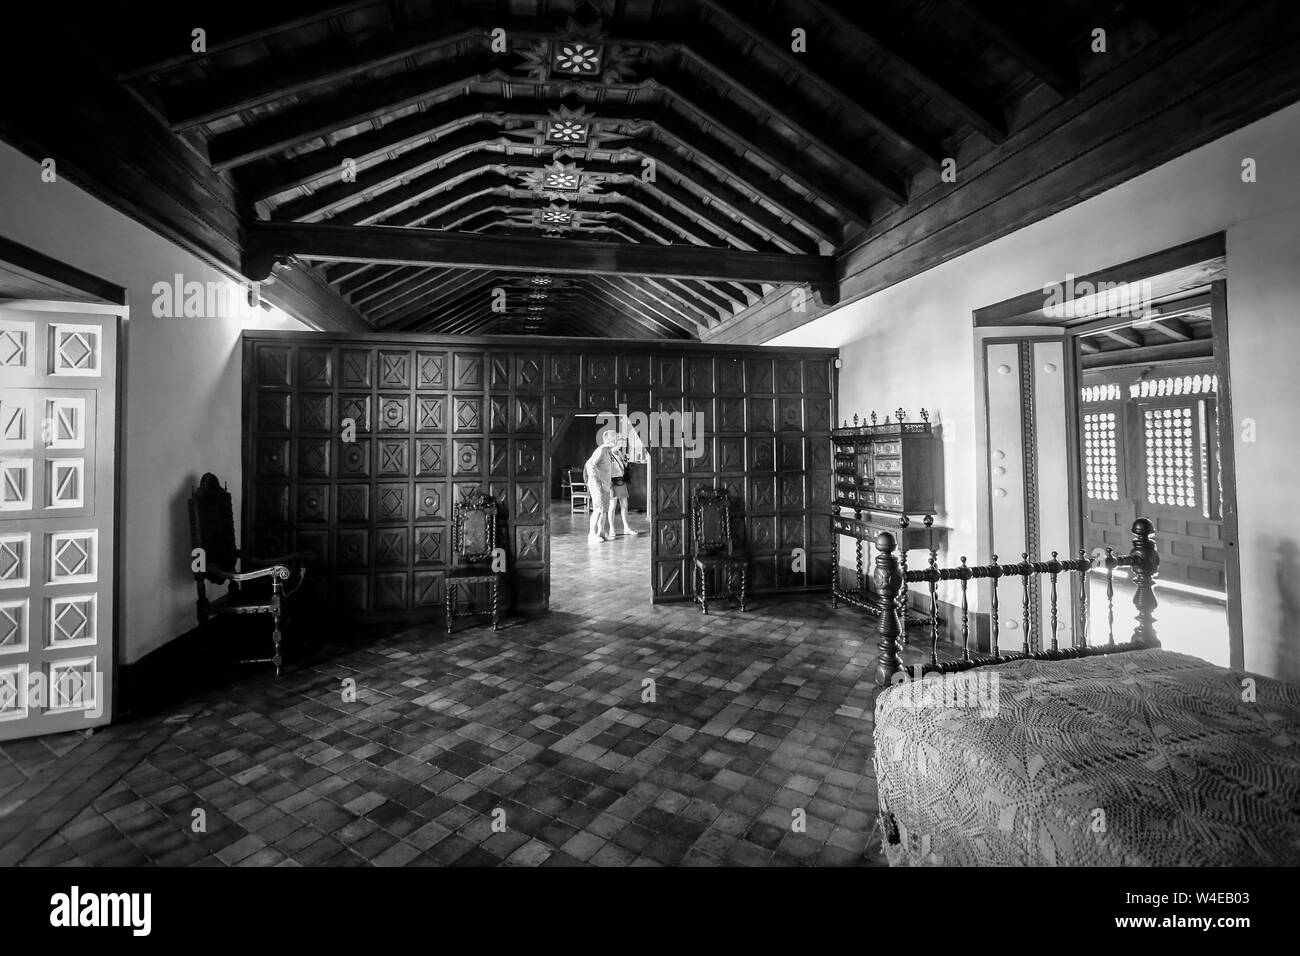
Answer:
[[94, 0, 1239, 338]]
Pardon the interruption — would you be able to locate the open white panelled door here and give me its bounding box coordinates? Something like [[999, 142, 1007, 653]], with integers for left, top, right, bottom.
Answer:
[[0, 304, 117, 740], [983, 337, 1071, 652]]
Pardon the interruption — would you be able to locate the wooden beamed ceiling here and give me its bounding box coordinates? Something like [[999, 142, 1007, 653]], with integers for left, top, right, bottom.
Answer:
[[3, 0, 1294, 339]]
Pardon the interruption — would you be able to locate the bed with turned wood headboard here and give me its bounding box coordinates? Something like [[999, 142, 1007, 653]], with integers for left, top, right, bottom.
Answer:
[[869, 518, 1300, 867]]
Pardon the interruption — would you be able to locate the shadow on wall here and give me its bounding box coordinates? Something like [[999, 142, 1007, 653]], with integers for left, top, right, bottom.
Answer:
[[931, 414, 948, 521], [1274, 537, 1300, 681], [173, 473, 201, 608]]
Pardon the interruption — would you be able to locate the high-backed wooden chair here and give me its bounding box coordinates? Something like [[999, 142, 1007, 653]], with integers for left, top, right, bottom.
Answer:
[[188, 473, 308, 676], [446, 489, 504, 633], [691, 488, 748, 615]]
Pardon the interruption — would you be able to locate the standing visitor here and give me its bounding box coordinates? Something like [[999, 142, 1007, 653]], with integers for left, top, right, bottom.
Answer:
[[584, 430, 616, 541], [607, 436, 640, 536]]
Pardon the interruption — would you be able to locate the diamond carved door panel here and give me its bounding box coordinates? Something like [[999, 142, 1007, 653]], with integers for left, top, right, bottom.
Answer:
[[0, 308, 117, 741]]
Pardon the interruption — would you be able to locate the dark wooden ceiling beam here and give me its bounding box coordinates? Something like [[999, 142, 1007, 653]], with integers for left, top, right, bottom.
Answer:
[[653, 53, 901, 209], [239, 100, 510, 187], [803, 0, 1007, 143], [348, 266, 435, 308], [595, 275, 709, 334], [678, 278, 740, 317], [358, 267, 466, 317], [636, 276, 720, 329], [624, 137, 821, 253], [114, 2, 378, 80], [1081, 338, 1215, 369], [190, 15, 891, 214], [555, 284, 673, 338], [946, 0, 1079, 98], [569, 286, 686, 339], [339, 264, 415, 300], [355, 168, 515, 227], [601, 178, 784, 253], [699, 0, 945, 166], [216, 68, 866, 230], [650, 278, 726, 326], [492, 21, 908, 209], [634, 109, 841, 243], [243, 94, 840, 242], [1146, 317, 1193, 341], [324, 261, 377, 284], [166, 20, 489, 129], [244, 222, 838, 295], [338, 163, 726, 249], [436, 301, 512, 336], [204, 55, 503, 167], [1103, 327, 1145, 348], [270, 123, 508, 222], [386, 273, 500, 333], [327, 154, 505, 225], [587, 276, 700, 337], [372, 270, 494, 329], [279, 140, 799, 253], [434, 197, 679, 253], [552, 293, 660, 339]]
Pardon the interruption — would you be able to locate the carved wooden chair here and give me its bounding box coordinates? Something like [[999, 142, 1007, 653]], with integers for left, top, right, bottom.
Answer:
[[446, 489, 504, 633], [691, 488, 748, 615], [188, 473, 308, 677]]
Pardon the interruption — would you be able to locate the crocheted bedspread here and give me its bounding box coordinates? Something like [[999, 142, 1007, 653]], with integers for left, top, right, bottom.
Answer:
[[873, 649, 1300, 866]]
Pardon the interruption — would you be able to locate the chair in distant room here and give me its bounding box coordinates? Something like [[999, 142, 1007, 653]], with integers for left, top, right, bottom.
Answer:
[[690, 487, 749, 615], [188, 472, 309, 677], [446, 489, 505, 633], [568, 468, 590, 514]]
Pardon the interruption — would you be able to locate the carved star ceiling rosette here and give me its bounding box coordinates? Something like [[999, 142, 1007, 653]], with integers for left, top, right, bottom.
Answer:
[[517, 160, 605, 200], [537, 201, 606, 232], [516, 19, 639, 85], [545, 105, 594, 147]]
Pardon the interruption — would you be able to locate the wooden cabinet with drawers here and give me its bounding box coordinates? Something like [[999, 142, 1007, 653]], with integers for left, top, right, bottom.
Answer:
[[830, 410, 943, 623], [832, 412, 937, 514]]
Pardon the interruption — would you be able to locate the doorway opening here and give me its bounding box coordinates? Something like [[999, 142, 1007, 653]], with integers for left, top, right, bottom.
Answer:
[[546, 412, 653, 614], [1072, 286, 1237, 666]]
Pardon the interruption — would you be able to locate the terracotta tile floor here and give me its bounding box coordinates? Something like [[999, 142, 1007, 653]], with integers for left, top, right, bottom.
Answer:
[[0, 504, 928, 867]]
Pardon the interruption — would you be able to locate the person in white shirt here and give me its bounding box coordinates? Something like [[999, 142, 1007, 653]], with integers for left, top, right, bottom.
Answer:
[[607, 436, 640, 536], [584, 430, 616, 541]]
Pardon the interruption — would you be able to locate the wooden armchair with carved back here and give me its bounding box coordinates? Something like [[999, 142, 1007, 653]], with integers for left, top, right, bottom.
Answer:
[[446, 489, 504, 633], [188, 473, 309, 676], [691, 488, 748, 615]]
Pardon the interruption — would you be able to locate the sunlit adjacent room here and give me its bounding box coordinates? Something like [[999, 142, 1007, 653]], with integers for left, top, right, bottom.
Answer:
[[0, 0, 1298, 871]]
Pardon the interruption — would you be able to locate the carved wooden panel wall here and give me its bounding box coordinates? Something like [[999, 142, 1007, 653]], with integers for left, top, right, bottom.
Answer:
[[243, 334, 836, 618]]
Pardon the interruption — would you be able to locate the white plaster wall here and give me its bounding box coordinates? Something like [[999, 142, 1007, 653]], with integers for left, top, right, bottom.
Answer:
[[773, 101, 1300, 680], [0, 140, 308, 663]]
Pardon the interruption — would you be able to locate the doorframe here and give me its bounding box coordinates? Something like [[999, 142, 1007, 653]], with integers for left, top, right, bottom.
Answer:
[[545, 409, 654, 612], [1062, 283, 1244, 668], [1209, 279, 1245, 669]]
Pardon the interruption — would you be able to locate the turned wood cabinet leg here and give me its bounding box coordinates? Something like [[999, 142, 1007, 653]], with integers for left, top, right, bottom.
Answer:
[[271, 610, 283, 679], [491, 579, 500, 630], [446, 582, 455, 634], [699, 566, 709, 616], [740, 564, 747, 612]]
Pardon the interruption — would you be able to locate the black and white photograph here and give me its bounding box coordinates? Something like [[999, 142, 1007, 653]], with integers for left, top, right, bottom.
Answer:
[[0, 0, 1295, 933]]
